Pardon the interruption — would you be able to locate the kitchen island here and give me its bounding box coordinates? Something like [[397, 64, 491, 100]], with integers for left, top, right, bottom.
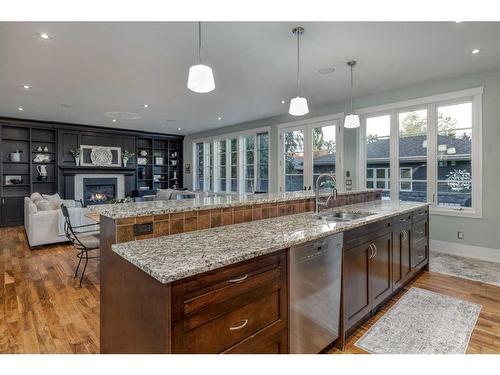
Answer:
[[99, 199, 430, 353]]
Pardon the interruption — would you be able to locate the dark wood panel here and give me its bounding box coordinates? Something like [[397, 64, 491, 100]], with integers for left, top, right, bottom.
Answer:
[[392, 224, 412, 288], [371, 233, 393, 306], [343, 241, 372, 331]]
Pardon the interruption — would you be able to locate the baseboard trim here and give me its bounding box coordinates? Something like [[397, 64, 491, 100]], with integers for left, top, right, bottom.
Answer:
[[430, 240, 500, 263]]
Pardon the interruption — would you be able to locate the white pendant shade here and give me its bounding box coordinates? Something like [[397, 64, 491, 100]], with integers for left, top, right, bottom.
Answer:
[[289, 96, 309, 116], [187, 64, 215, 93], [344, 113, 360, 129]]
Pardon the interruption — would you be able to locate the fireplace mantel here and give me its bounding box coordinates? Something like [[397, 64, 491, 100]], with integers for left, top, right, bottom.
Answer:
[[59, 165, 136, 176]]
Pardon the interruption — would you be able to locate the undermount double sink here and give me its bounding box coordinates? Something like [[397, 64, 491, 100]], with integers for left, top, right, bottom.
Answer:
[[317, 210, 375, 222]]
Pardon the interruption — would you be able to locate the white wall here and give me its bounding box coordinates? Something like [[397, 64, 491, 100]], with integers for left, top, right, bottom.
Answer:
[[183, 68, 500, 251]]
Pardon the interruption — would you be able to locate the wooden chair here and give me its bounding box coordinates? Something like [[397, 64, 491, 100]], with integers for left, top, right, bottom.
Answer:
[[60, 204, 100, 286]]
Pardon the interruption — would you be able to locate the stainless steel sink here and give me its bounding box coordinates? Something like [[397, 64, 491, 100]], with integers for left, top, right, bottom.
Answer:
[[317, 211, 375, 222]]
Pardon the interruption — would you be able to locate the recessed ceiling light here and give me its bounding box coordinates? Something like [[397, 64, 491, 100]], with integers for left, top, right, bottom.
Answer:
[[217, 116, 222, 120], [143, 104, 149, 108], [23, 84, 31, 90], [455, 21, 463, 23], [61, 103, 76, 108], [18, 107, 24, 111], [177, 127, 182, 131], [37, 32, 52, 40], [318, 67, 335, 74], [471, 48, 481, 55], [281, 100, 286, 104], [112, 119, 117, 123]]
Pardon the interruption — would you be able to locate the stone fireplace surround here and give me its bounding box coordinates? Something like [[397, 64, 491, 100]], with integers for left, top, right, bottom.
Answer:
[[74, 174, 125, 204]]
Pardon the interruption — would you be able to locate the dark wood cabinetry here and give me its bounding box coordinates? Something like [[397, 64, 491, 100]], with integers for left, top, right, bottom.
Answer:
[[171, 250, 288, 353], [343, 220, 392, 331], [0, 117, 183, 227], [341, 208, 429, 345]]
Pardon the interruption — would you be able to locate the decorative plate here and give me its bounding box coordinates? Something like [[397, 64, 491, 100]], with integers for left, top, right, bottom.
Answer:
[[90, 147, 113, 166]]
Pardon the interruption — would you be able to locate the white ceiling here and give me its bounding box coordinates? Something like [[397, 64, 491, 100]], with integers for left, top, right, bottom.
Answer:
[[1, 22, 500, 135]]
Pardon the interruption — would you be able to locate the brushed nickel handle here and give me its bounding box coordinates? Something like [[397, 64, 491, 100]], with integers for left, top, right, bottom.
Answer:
[[401, 230, 407, 242], [229, 319, 248, 331], [229, 274, 248, 283], [399, 217, 409, 221], [368, 244, 374, 259], [372, 243, 378, 258], [416, 230, 425, 235]]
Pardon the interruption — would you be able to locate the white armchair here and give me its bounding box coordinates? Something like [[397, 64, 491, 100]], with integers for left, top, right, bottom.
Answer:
[[24, 195, 97, 248]]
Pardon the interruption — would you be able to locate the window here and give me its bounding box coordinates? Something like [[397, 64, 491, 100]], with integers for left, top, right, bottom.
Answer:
[[366, 168, 390, 191], [243, 135, 256, 193], [257, 132, 269, 192], [399, 167, 413, 192], [398, 109, 427, 202], [192, 128, 269, 194], [359, 87, 482, 217], [216, 140, 226, 192], [436, 102, 473, 209], [279, 117, 343, 193], [284, 129, 304, 192], [365, 115, 391, 199]]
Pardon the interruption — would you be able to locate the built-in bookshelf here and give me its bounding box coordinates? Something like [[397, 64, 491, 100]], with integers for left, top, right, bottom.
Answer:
[[136, 135, 183, 194]]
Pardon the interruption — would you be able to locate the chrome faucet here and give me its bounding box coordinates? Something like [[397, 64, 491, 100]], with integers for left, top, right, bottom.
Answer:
[[315, 173, 337, 215]]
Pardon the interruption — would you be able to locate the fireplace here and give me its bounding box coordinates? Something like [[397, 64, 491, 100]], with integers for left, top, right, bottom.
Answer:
[[83, 177, 118, 206]]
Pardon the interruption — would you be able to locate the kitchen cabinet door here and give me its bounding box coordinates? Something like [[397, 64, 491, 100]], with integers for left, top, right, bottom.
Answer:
[[343, 241, 372, 331], [392, 225, 411, 288], [411, 219, 428, 268], [370, 232, 392, 308]]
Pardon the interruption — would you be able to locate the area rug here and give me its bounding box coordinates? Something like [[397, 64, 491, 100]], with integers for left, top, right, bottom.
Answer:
[[430, 251, 500, 287], [355, 287, 481, 354]]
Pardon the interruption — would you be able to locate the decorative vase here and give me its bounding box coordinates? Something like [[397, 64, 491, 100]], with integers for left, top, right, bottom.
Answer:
[[75, 157, 80, 166], [123, 158, 129, 167]]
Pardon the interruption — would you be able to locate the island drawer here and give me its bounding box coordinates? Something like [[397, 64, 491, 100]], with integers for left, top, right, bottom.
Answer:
[[392, 212, 412, 228], [344, 219, 391, 249], [171, 250, 286, 320], [178, 290, 281, 353], [412, 207, 428, 222]]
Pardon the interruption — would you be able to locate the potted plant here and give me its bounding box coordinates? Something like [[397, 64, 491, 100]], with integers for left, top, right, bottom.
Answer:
[[122, 150, 134, 167], [69, 149, 81, 166]]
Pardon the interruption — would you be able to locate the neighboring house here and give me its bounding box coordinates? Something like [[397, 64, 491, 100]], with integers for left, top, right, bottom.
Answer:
[[291, 134, 472, 206]]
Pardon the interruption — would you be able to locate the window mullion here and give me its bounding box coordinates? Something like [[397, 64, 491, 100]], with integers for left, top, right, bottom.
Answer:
[[427, 103, 437, 207], [390, 109, 399, 201]]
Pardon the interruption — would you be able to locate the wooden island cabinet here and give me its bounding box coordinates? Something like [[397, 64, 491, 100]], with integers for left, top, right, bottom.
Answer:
[[100, 205, 429, 354]]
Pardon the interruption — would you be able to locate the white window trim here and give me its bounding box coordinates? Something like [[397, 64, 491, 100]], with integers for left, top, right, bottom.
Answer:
[[399, 167, 413, 192], [192, 126, 270, 194], [277, 113, 345, 193], [357, 86, 483, 218]]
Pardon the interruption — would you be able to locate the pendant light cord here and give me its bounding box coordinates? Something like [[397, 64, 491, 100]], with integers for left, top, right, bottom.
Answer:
[[198, 21, 202, 64], [350, 64, 353, 113], [296, 30, 300, 97]]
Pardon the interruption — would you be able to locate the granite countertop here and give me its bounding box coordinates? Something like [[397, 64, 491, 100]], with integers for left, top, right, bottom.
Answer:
[[112, 200, 430, 284], [88, 189, 380, 219]]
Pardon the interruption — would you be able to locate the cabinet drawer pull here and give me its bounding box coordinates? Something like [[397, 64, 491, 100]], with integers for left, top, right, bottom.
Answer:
[[399, 217, 409, 222], [416, 230, 425, 235], [372, 243, 378, 258], [229, 319, 249, 331], [368, 244, 374, 258], [229, 274, 248, 283], [401, 230, 407, 242], [416, 211, 427, 216]]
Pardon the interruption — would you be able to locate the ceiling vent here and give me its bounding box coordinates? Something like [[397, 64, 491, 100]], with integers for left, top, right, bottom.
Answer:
[[104, 111, 142, 120]]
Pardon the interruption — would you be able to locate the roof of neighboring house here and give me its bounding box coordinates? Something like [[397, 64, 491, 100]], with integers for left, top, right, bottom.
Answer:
[[302, 134, 471, 168]]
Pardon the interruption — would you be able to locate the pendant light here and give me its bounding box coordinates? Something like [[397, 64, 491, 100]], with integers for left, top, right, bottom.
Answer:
[[289, 27, 309, 116], [187, 22, 215, 93], [344, 60, 360, 128]]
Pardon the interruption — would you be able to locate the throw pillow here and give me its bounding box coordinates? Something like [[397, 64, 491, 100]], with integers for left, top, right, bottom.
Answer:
[[35, 199, 53, 211], [156, 188, 174, 200], [30, 192, 43, 202], [42, 193, 62, 202]]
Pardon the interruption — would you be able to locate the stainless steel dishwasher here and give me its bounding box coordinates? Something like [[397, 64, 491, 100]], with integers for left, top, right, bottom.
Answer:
[[289, 233, 343, 354]]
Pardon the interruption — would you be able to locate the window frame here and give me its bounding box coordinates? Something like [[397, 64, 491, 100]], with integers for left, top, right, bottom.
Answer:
[[192, 126, 270, 194], [357, 87, 483, 218], [277, 113, 345, 193], [399, 167, 413, 192]]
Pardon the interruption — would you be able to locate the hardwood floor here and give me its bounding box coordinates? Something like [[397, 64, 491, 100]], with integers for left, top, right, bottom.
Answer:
[[1, 225, 499, 354], [0, 226, 99, 353]]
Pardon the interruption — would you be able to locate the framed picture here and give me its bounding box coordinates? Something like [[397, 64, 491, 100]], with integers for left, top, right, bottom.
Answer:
[[184, 163, 191, 174], [5, 175, 23, 185], [80, 145, 122, 167]]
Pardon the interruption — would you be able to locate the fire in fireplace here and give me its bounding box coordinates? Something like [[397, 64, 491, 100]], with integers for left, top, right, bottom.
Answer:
[[83, 177, 118, 206]]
